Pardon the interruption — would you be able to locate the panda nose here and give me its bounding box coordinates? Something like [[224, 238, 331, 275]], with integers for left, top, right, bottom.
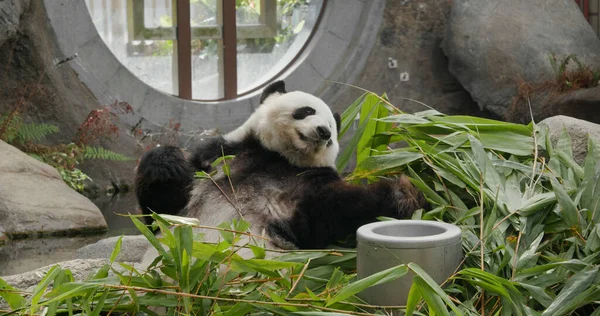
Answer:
[[316, 126, 331, 140]]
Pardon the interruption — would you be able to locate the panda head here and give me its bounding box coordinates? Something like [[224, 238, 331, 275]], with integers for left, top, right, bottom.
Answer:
[[226, 81, 341, 168]]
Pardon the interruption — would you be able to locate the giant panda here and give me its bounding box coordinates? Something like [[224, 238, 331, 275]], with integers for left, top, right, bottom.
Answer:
[[135, 80, 428, 254]]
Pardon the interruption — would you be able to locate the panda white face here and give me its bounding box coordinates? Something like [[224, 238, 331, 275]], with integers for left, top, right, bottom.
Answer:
[[225, 86, 340, 168]]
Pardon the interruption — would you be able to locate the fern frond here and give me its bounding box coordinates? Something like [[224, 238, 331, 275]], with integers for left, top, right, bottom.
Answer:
[[0, 112, 22, 143], [83, 146, 133, 161], [17, 123, 59, 143]]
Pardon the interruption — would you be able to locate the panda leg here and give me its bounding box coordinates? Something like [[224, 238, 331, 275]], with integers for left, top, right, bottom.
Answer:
[[135, 146, 194, 224], [270, 175, 428, 249]]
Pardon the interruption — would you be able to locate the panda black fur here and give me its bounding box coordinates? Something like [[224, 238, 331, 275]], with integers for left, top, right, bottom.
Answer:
[[135, 81, 428, 252]]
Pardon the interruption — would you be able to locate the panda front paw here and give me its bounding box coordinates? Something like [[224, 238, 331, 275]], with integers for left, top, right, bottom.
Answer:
[[267, 221, 300, 250], [387, 175, 429, 218]]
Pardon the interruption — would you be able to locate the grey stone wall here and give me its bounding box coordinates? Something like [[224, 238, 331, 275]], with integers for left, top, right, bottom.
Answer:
[[330, 0, 492, 119]]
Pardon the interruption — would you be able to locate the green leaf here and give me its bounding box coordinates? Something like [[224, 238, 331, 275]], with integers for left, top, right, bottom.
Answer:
[[408, 263, 461, 315], [408, 168, 448, 207], [41, 283, 100, 306], [0, 277, 26, 310], [110, 235, 123, 264], [131, 215, 172, 263], [377, 114, 430, 124], [336, 95, 379, 172], [516, 232, 543, 272], [405, 277, 423, 316], [541, 266, 598, 316], [153, 213, 200, 226], [555, 127, 573, 158], [357, 150, 423, 173], [338, 92, 367, 139], [413, 276, 450, 316], [30, 266, 61, 313], [326, 264, 408, 307], [550, 176, 580, 228]]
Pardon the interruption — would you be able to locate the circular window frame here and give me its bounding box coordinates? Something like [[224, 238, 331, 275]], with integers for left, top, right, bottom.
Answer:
[[85, 0, 328, 103], [44, 0, 385, 134]]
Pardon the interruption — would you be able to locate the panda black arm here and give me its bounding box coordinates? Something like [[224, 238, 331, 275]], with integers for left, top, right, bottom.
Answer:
[[135, 146, 194, 223], [189, 136, 241, 172], [269, 174, 427, 249]]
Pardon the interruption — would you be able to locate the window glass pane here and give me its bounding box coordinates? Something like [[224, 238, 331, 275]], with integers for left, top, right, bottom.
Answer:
[[191, 39, 224, 100], [190, 0, 223, 100], [236, 0, 261, 25], [191, 0, 218, 26], [85, 0, 178, 95], [236, 0, 324, 94]]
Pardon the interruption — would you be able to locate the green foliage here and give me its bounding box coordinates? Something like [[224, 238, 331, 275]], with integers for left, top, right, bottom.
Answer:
[[548, 53, 600, 91], [16, 123, 59, 143], [340, 92, 600, 314], [3, 92, 600, 314], [1, 111, 59, 143], [0, 213, 424, 315], [0, 112, 24, 143], [59, 167, 92, 193], [0, 110, 132, 193], [83, 146, 133, 162]]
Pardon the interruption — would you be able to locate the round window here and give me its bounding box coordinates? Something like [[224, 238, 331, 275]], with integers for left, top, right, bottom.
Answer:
[[85, 0, 325, 101]]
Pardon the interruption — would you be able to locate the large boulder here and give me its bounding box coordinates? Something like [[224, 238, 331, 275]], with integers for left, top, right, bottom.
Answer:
[[442, 0, 600, 122], [75, 235, 150, 263], [539, 115, 600, 164], [0, 140, 107, 241]]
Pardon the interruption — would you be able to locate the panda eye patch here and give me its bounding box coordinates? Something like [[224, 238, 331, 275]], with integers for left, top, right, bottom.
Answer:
[[292, 106, 316, 120]]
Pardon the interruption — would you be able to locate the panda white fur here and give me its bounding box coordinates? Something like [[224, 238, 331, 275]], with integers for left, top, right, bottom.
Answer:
[[135, 81, 428, 256]]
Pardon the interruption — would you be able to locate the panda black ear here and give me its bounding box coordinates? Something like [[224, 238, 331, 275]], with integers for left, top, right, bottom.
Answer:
[[260, 80, 287, 104], [334, 112, 341, 134]]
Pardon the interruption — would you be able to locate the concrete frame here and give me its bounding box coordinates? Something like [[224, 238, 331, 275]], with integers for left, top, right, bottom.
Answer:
[[43, 0, 385, 138]]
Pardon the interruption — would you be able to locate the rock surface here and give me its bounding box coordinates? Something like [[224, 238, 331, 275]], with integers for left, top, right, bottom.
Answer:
[[506, 86, 600, 125], [331, 0, 491, 119], [0, 1, 138, 197], [1, 259, 110, 286], [0, 140, 107, 240], [75, 235, 150, 263], [539, 115, 600, 164], [0, 0, 30, 48], [443, 0, 600, 119]]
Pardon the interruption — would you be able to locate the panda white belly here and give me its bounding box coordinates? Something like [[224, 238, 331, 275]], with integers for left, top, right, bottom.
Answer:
[[185, 171, 299, 255]]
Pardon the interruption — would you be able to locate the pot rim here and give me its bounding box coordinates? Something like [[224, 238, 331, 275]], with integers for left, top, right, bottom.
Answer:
[[357, 220, 462, 248]]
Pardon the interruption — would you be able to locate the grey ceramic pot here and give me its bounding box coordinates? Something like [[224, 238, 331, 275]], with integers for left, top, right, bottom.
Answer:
[[356, 220, 462, 306]]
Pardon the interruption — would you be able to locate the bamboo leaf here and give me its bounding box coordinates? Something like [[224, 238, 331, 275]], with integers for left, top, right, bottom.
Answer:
[[541, 266, 598, 316], [357, 150, 423, 173], [413, 276, 450, 316], [131, 215, 172, 263], [404, 278, 423, 316], [109, 235, 123, 264], [326, 264, 408, 307], [0, 278, 26, 310], [550, 176, 580, 228], [408, 263, 461, 315], [30, 266, 61, 313]]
